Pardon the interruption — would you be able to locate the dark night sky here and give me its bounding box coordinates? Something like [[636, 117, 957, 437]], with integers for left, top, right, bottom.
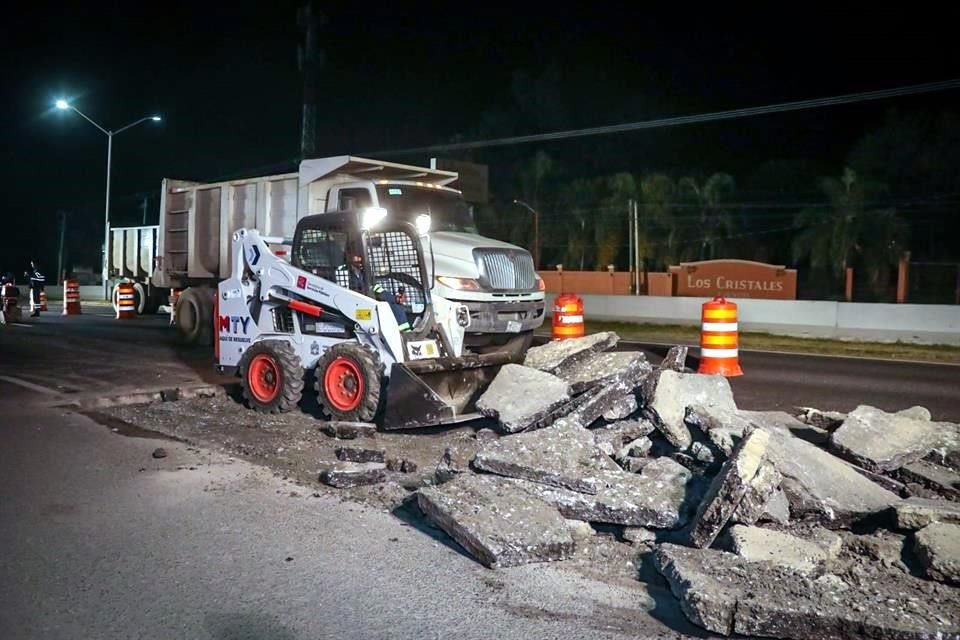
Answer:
[[1, 2, 957, 274]]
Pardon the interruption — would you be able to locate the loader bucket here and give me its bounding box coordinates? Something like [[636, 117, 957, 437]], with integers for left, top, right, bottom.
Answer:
[[380, 351, 515, 430]]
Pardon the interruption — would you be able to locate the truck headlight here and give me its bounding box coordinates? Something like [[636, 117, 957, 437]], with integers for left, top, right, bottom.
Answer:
[[436, 276, 482, 291], [361, 206, 388, 230], [415, 213, 431, 235], [536, 275, 545, 291]]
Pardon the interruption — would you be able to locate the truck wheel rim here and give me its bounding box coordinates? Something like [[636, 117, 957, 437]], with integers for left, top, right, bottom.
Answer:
[[249, 354, 280, 403], [324, 357, 363, 412]]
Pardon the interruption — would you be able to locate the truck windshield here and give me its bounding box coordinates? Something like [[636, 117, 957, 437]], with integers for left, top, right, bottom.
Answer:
[[375, 185, 478, 234]]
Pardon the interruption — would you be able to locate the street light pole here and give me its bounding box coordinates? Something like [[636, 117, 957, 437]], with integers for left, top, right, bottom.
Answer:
[[512, 199, 540, 269], [54, 100, 161, 299]]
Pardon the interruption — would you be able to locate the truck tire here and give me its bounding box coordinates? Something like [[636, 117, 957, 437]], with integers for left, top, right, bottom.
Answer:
[[239, 340, 304, 413], [175, 287, 213, 345], [315, 343, 384, 422], [141, 285, 162, 316]]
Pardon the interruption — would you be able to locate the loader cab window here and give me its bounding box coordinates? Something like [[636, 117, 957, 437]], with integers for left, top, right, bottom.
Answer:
[[338, 188, 372, 211], [375, 185, 478, 234], [296, 228, 349, 281]]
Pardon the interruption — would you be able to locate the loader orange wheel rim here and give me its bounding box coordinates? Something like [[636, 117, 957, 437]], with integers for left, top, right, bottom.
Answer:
[[249, 354, 281, 403], [324, 357, 363, 412]]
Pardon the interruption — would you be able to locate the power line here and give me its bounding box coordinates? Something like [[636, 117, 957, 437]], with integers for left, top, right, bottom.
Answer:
[[365, 79, 960, 156]]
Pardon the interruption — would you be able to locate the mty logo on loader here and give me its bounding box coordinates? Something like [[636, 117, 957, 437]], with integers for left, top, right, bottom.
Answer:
[[219, 315, 253, 342]]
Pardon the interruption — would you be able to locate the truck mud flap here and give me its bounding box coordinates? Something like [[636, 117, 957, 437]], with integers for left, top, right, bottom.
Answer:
[[380, 354, 511, 430]]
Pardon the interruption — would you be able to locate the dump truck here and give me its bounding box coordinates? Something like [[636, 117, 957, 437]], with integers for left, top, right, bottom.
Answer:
[[150, 156, 545, 356]]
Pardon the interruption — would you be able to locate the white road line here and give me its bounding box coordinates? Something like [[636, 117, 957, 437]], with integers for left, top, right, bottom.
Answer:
[[9, 323, 33, 328], [0, 376, 62, 396]]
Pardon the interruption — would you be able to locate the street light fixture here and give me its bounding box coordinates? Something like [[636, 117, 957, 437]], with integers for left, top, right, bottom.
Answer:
[[55, 99, 162, 299], [512, 199, 540, 269]]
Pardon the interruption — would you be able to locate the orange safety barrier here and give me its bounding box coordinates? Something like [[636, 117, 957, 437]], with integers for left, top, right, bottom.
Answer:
[[62, 280, 82, 315], [116, 282, 137, 319], [552, 292, 585, 340], [39, 290, 48, 311], [697, 296, 743, 377], [169, 289, 182, 325]]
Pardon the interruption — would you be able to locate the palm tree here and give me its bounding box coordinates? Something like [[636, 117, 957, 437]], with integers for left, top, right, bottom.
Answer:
[[792, 168, 907, 297], [677, 173, 737, 260]]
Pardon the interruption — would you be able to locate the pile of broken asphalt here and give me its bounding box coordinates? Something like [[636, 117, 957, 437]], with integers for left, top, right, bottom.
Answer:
[[336, 332, 960, 640], [101, 331, 960, 639]]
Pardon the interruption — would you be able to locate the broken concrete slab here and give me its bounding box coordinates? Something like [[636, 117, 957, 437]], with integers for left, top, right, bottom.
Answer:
[[564, 519, 595, 542], [416, 474, 575, 569], [620, 457, 652, 474], [740, 409, 831, 447], [523, 331, 619, 374], [386, 457, 418, 473], [614, 437, 652, 462], [688, 429, 769, 548], [688, 441, 715, 465], [654, 542, 960, 639], [601, 394, 638, 422], [720, 525, 841, 573], [593, 419, 656, 457], [899, 405, 933, 422], [758, 488, 791, 525], [915, 522, 960, 585], [730, 461, 783, 526], [793, 406, 847, 432], [899, 460, 960, 499], [523, 457, 695, 528], [830, 404, 945, 472], [555, 351, 651, 394], [645, 372, 737, 449], [894, 497, 960, 530], [472, 420, 618, 494], [686, 404, 901, 524], [435, 435, 481, 484], [555, 358, 652, 431], [319, 462, 387, 488], [335, 446, 386, 463], [659, 345, 689, 372], [320, 421, 377, 440], [475, 364, 571, 433], [622, 526, 657, 546]]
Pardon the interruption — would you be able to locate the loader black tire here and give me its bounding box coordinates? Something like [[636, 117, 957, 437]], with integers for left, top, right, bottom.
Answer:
[[315, 343, 384, 423], [240, 340, 304, 413], [175, 287, 213, 346]]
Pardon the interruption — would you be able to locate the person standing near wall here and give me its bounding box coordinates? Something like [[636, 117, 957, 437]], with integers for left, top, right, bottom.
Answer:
[[26, 261, 45, 317]]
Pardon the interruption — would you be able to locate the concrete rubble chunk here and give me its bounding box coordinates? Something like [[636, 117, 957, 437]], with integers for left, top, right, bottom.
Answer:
[[659, 345, 689, 372], [793, 406, 847, 432], [899, 405, 933, 422], [914, 522, 960, 585], [830, 404, 945, 472], [687, 404, 901, 524], [556, 351, 651, 394], [472, 420, 618, 494], [894, 497, 960, 531], [730, 461, 783, 526], [386, 457, 418, 473], [321, 421, 377, 440], [688, 429, 769, 548], [645, 372, 737, 449], [435, 436, 480, 484], [758, 488, 791, 525], [623, 526, 657, 546], [416, 474, 575, 569], [335, 446, 386, 463], [720, 525, 841, 573], [899, 460, 960, 499], [319, 461, 386, 488], [556, 358, 652, 430], [740, 410, 831, 447], [522, 457, 694, 528], [593, 419, 656, 457], [523, 331, 619, 374], [689, 441, 715, 465], [621, 457, 653, 474], [475, 364, 571, 433], [685, 404, 754, 456], [564, 519, 595, 541], [614, 437, 652, 462], [602, 394, 638, 422], [654, 542, 960, 639]]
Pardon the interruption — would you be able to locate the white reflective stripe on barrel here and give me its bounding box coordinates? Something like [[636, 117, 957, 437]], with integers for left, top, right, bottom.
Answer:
[[700, 348, 739, 358], [701, 322, 738, 332], [559, 315, 584, 324]]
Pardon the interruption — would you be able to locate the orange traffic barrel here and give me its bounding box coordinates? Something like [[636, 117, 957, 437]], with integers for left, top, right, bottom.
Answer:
[[697, 296, 743, 376], [116, 282, 136, 319], [39, 290, 49, 311], [62, 280, 82, 315], [552, 293, 585, 340]]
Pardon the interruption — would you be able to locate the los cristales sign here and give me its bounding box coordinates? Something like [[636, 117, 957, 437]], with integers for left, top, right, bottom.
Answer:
[[669, 260, 797, 300]]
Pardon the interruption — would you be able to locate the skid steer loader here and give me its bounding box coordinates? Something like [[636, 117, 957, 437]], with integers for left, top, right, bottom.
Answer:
[[215, 210, 516, 430]]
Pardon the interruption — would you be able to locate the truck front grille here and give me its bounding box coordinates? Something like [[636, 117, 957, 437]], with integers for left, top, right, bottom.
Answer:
[[474, 249, 536, 291]]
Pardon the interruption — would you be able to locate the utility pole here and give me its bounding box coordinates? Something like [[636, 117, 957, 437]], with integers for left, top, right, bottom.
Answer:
[[141, 197, 149, 225], [297, 2, 324, 159], [57, 210, 69, 282]]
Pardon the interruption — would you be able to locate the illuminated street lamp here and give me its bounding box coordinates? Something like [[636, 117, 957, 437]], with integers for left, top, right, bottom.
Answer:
[[512, 199, 540, 269], [55, 99, 162, 298]]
